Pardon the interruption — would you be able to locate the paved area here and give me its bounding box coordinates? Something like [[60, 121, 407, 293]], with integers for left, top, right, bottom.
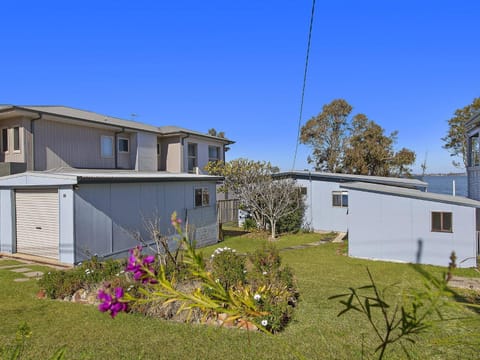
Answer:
[[0, 258, 45, 282]]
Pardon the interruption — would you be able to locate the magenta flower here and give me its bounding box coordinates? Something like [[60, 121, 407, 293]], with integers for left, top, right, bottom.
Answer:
[[98, 286, 127, 318], [125, 246, 158, 284]]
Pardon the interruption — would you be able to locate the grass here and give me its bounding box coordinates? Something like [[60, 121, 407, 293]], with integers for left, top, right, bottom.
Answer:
[[202, 229, 336, 255], [0, 231, 479, 359]]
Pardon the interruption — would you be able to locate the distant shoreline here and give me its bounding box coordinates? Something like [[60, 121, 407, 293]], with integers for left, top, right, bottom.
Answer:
[[414, 173, 466, 177]]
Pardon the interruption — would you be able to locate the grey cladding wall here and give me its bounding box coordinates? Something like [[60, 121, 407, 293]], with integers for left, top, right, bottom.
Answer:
[[74, 181, 218, 262]]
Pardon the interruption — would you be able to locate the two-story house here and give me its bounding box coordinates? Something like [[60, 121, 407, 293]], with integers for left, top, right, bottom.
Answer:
[[0, 105, 233, 175], [0, 105, 233, 265], [467, 110, 480, 201]]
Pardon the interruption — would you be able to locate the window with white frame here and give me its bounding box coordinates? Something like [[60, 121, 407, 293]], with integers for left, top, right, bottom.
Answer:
[[194, 187, 210, 207], [208, 145, 220, 162], [118, 137, 129, 153], [431, 212, 452, 233], [332, 191, 348, 207], [13, 127, 20, 152], [1, 128, 7, 152], [101, 136, 114, 158], [188, 143, 198, 173]]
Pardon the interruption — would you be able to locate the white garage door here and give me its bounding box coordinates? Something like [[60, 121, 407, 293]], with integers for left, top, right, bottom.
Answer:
[[15, 189, 59, 259]]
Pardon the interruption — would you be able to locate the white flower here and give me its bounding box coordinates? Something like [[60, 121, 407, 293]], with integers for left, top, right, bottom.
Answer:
[[243, 270, 247, 273], [254, 294, 261, 301], [261, 319, 268, 326], [262, 271, 268, 275], [232, 249, 236, 253], [215, 279, 220, 283]]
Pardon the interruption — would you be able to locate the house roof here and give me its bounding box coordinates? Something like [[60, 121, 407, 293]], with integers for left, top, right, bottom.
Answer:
[[276, 171, 428, 190], [466, 110, 480, 131], [0, 169, 223, 186], [340, 181, 480, 208], [0, 105, 234, 144]]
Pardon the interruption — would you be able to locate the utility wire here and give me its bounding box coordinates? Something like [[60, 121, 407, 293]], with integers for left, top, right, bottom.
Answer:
[[292, 0, 316, 170]]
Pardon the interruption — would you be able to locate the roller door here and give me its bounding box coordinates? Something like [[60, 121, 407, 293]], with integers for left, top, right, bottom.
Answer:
[[15, 189, 59, 259]]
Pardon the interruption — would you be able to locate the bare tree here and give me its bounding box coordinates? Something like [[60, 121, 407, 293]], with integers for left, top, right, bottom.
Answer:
[[244, 178, 302, 239]]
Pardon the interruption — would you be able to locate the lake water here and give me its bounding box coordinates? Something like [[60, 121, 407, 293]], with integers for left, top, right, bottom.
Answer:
[[421, 175, 467, 197]]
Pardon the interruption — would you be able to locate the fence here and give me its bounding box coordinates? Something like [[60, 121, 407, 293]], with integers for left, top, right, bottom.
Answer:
[[217, 199, 239, 224]]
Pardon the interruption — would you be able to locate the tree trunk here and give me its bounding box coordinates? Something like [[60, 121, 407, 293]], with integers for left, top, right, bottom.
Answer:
[[270, 220, 276, 240]]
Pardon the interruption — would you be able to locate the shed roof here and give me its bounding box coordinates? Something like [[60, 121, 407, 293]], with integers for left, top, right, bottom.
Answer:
[[277, 171, 428, 189], [340, 182, 480, 208], [0, 169, 223, 187], [0, 105, 234, 144]]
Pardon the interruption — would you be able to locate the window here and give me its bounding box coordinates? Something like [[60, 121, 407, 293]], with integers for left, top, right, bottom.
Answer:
[[208, 145, 220, 162], [1, 128, 7, 152], [300, 187, 307, 196], [470, 134, 480, 166], [157, 143, 161, 156], [13, 127, 20, 151], [101, 136, 114, 158], [431, 212, 453, 232], [195, 187, 210, 207], [188, 143, 197, 173], [118, 137, 129, 153], [332, 191, 348, 207]]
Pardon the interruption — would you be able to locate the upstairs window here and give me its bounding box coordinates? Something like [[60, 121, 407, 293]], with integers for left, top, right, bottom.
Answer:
[[101, 136, 114, 158], [469, 134, 480, 167], [208, 145, 220, 162], [13, 127, 20, 151], [118, 137, 129, 153], [195, 187, 210, 207], [188, 143, 198, 173], [431, 212, 452, 233], [1, 128, 7, 152], [332, 191, 348, 207]]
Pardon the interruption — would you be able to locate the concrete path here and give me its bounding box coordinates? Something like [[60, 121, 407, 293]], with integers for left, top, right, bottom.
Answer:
[[0, 258, 45, 282]]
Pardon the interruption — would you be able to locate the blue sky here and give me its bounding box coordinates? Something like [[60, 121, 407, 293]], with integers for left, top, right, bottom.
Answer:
[[1, 0, 479, 174]]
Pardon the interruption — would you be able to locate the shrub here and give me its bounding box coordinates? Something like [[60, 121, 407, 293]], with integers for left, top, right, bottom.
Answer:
[[276, 197, 306, 234], [209, 247, 246, 290], [246, 243, 299, 333], [243, 218, 257, 231], [38, 257, 124, 299]]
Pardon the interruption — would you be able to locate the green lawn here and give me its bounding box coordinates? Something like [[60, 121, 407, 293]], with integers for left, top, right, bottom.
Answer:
[[1, 232, 479, 359]]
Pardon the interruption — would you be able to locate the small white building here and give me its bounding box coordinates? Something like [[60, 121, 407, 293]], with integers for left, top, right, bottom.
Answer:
[[343, 182, 479, 268], [0, 169, 221, 265], [277, 171, 427, 232]]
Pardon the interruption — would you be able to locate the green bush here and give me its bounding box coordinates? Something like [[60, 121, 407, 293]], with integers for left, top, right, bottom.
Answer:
[[38, 257, 124, 299], [276, 197, 306, 234], [247, 243, 299, 333], [243, 218, 257, 231], [209, 247, 246, 290]]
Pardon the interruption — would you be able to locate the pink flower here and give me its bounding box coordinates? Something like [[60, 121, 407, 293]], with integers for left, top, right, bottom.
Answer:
[[125, 246, 158, 284], [98, 286, 127, 318]]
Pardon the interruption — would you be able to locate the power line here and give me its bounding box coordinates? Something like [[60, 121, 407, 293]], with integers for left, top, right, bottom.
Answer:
[[292, 0, 316, 170]]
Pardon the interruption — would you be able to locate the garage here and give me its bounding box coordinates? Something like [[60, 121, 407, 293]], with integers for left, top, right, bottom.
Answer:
[[15, 189, 59, 259], [0, 170, 222, 265]]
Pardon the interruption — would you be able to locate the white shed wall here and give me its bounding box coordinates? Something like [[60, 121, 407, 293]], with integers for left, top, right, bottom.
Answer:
[[348, 190, 477, 268], [296, 178, 348, 232], [0, 189, 14, 253]]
